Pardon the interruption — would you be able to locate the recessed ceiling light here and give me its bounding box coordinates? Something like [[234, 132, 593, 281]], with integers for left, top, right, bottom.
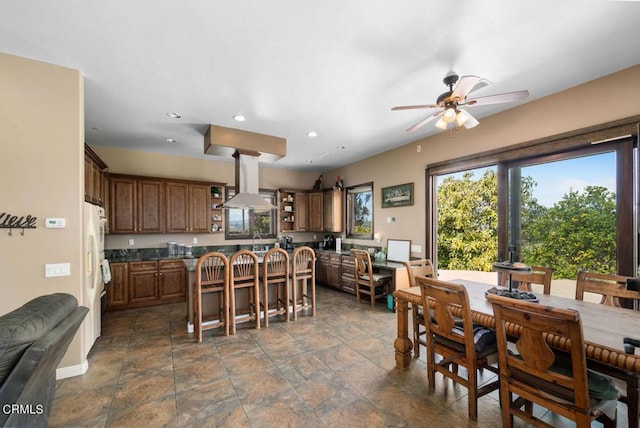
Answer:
[[166, 112, 182, 119], [233, 115, 246, 122], [165, 138, 177, 143], [305, 160, 313, 164], [336, 145, 346, 150], [306, 131, 318, 138]]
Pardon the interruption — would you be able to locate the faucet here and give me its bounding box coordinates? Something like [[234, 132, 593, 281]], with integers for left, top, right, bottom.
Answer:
[[252, 234, 262, 252]]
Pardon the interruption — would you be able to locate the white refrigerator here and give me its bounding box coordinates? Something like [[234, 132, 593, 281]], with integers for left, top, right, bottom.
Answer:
[[82, 202, 107, 359]]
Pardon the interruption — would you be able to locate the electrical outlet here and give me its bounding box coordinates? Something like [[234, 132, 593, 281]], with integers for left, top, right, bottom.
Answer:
[[417, 144, 421, 153], [128, 238, 134, 246], [192, 237, 198, 244]]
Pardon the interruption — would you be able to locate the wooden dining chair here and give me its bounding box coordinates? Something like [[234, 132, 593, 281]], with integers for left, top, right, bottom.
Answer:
[[403, 259, 435, 358], [290, 246, 316, 320], [417, 276, 500, 421], [487, 293, 618, 428], [352, 249, 392, 308], [194, 252, 229, 342], [575, 269, 640, 427], [499, 265, 554, 294], [261, 247, 290, 326], [576, 270, 638, 307], [229, 250, 260, 334]]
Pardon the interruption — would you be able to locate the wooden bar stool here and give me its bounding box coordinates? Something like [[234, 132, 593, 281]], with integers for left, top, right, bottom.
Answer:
[[290, 246, 316, 320], [194, 252, 229, 342], [261, 247, 290, 326], [229, 250, 260, 334]]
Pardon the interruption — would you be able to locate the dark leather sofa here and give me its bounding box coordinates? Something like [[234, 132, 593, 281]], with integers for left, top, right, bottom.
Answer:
[[0, 293, 88, 427]]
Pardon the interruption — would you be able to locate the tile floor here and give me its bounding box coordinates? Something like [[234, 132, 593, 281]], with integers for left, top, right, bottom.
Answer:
[[50, 285, 629, 427]]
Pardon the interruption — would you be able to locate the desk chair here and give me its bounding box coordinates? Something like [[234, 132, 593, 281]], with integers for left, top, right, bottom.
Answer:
[[261, 247, 290, 326], [417, 276, 500, 421], [229, 250, 260, 334], [487, 293, 618, 428], [499, 266, 554, 295], [403, 259, 435, 358], [194, 252, 229, 342], [290, 246, 316, 320], [352, 249, 391, 308]]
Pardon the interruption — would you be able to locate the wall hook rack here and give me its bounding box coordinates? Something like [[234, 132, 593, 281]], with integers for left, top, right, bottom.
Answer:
[[0, 212, 38, 236]]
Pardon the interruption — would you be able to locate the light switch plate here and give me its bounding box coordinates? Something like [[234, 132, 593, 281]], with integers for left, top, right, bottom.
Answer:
[[45, 263, 70, 277]]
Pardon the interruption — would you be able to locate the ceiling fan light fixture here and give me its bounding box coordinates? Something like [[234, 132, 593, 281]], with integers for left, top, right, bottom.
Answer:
[[456, 109, 471, 126], [443, 107, 457, 123], [435, 117, 448, 130]]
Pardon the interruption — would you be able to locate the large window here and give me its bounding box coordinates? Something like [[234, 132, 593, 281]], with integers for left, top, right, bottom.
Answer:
[[225, 188, 277, 239], [346, 182, 373, 239], [427, 126, 636, 281]]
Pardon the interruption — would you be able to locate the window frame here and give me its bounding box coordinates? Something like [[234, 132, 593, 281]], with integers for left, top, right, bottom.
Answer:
[[224, 187, 277, 240], [346, 182, 374, 239], [425, 117, 638, 277]]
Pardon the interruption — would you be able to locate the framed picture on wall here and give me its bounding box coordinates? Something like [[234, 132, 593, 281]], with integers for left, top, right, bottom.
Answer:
[[381, 182, 413, 208]]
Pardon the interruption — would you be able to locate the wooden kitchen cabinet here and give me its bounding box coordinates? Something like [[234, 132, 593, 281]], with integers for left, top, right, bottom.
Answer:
[[106, 259, 186, 311], [308, 192, 323, 231], [158, 259, 187, 302], [108, 175, 164, 233], [316, 252, 329, 285], [106, 262, 128, 310], [166, 182, 211, 233], [323, 188, 343, 233], [279, 189, 308, 232], [316, 251, 342, 290], [341, 255, 356, 294], [84, 144, 108, 206], [128, 261, 159, 307]]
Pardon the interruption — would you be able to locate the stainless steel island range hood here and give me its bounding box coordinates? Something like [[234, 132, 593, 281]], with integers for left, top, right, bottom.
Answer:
[[204, 125, 286, 210]]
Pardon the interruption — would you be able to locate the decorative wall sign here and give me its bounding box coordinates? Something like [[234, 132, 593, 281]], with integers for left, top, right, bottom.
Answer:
[[0, 211, 37, 235], [381, 183, 414, 208]]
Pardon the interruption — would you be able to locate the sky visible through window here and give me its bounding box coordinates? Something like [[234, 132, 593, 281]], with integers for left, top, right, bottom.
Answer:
[[440, 151, 616, 207]]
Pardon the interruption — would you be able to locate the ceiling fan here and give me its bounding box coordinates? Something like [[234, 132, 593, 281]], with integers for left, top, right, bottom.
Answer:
[[392, 72, 529, 133]]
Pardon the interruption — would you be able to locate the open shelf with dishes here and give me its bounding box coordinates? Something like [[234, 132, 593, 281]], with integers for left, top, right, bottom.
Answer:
[[210, 185, 224, 233]]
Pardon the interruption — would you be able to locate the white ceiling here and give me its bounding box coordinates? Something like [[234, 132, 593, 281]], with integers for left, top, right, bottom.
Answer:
[[2, 1, 639, 171]]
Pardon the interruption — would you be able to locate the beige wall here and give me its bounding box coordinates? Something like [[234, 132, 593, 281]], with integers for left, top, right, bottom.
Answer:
[[0, 53, 84, 368], [92, 146, 321, 249], [325, 65, 640, 257]]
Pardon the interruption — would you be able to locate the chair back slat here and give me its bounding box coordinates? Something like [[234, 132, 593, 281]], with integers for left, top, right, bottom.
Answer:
[[576, 270, 638, 307], [404, 259, 434, 286], [499, 266, 554, 294]]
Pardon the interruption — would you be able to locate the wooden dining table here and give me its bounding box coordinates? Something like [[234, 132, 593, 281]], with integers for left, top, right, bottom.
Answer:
[[393, 279, 640, 428]]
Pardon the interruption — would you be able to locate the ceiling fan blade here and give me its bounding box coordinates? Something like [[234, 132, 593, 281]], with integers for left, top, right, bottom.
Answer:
[[406, 111, 443, 133], [391, 104, 440, 111], [463, 90, 530, 107], [450, 75, 491, 102]]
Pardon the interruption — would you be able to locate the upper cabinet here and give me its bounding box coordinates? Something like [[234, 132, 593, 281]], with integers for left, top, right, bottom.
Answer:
[[307, 189, 343, 232], [109, 173, 224, 234], [323, 188, 343, 233], [308, 192, 323, 232], [166, 182, 214, 233], [84, 144, 108, 206], [210, 186, 224, 233], [109, 175, 164, 234], [279, 189, 308, 232]]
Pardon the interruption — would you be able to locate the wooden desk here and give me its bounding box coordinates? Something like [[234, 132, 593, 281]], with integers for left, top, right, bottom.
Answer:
[[393, 280, 640, 427]]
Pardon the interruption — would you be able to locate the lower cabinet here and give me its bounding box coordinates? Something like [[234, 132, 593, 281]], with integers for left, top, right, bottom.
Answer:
[[107, 262, 129, 311], [316, 251, 343, 291], [158, 259, 187, 303], [106, 259, 186, 310], [341, 255, 356, 294]]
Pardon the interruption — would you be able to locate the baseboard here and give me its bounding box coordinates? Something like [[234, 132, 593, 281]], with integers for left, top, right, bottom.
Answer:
[[56, 359, 89, 380]]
